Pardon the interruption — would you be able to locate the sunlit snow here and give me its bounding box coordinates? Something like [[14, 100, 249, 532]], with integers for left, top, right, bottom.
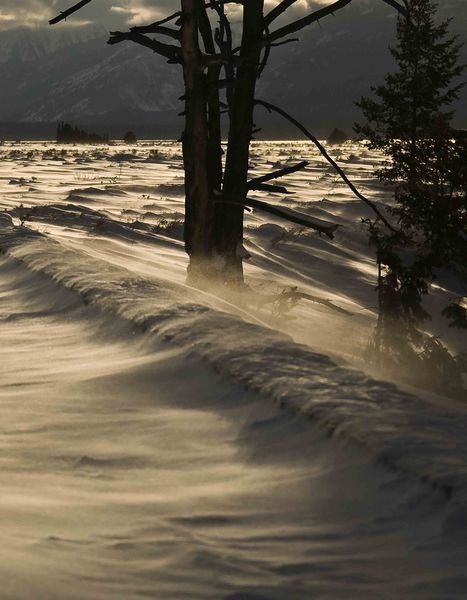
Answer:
[[0, 140, 466, 599]]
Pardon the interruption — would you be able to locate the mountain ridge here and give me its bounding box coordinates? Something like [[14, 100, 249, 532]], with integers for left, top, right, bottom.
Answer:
[[1, 2, 466, 138]]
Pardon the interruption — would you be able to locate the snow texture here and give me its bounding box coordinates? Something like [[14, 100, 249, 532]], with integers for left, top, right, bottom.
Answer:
[[1, 140, 466, 598]]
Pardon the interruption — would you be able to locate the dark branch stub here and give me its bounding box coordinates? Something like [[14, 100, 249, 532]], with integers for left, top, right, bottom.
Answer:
[[247, 160, 309, 189], [130, 25, 181, 40], [266, 38, 300, 49], [49, 0, 93, 24], [252, 183, 291, 194]]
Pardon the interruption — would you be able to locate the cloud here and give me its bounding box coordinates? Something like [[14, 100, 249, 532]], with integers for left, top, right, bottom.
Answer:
[[0, 0, 327, 31], [0, 0, 52, 29], [0, 0, 123, 29], [0, 13, 16, 24], [110, 3, 171, 26], [52, 0, 179, 27]]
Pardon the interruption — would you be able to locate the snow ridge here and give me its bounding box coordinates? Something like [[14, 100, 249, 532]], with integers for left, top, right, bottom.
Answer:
[[1, 214, 467, 502]]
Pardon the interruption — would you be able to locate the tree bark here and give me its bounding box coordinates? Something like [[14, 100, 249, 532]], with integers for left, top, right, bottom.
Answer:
[[216, 0, 264, 284], [180, 0, 214, 284], [198, 3, 223, 194]]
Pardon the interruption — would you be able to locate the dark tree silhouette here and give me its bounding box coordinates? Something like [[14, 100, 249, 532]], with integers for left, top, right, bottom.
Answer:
[[57, 121, 109, 144], [355, 0, 466, 395], [50, 0, 408, 287], [123, 131, 137, 144]]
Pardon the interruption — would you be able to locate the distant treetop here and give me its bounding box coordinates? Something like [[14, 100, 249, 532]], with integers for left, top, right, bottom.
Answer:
[[123, 131, 137, 144], [57, 122, 109, 144]]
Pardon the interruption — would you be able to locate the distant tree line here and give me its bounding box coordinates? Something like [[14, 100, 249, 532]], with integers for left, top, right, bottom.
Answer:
[[56, 123, 138, 144], [56, 122, 109, 144]]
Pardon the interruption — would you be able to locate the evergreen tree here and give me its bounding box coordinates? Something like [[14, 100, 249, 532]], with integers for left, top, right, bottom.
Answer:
[[355, 0, 464, 185], [355, 0, 466, 395]]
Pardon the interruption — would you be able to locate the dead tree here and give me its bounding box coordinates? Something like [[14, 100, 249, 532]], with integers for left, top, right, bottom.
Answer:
[[50, 0, 408, 286]]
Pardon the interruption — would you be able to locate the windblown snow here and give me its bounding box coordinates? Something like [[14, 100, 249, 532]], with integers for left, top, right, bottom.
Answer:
[[0, 140, 466, 599]]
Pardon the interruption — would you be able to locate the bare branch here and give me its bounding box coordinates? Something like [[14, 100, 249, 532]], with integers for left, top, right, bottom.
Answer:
[[382, 0, 410, 17], [49, 0, 92, 25], [49, 0, 245, 27], [152, 12, 182, 26], [108, 31, 181, 63], [256, 286, 353, 315], [211, 0, 236, 114], [130, 24, 180, 40], [264, 0, 353, 44], [266, 37, 300, 48], [263, 0, 300, 29], [199, 2, 216, 55], [258, 27, 299, 77], [264, 0, 409, 44], [298, 290, 354, 315], [215, 192, 340, 238], [255, 99, 396, 231], [252, 183, 291, 193], [258, 24, 272, 78], [247, 160, 308, 189]]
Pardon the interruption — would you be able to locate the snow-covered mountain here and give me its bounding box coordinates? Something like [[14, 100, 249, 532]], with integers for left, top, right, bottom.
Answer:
[[0, 26, 182, 133], [1, 1, 466, 137], [257, 1, 467, 134]]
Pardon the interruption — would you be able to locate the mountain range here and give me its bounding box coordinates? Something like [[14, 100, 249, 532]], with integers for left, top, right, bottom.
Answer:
[[1, 1, 466, 139]]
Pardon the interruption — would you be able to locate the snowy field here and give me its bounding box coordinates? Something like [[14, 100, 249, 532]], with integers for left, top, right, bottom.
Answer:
[[0, 140, 466, 598]]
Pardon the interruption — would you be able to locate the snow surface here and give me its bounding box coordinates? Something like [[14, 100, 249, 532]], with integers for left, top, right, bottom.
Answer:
[[0, 140, 466, 598]]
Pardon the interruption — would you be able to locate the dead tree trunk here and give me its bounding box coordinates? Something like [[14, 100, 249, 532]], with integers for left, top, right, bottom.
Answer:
[[198, 4, 223, 196], [180, 0, 214, 284], [215, 0, 265, 285], [51, 0, 408, 290]]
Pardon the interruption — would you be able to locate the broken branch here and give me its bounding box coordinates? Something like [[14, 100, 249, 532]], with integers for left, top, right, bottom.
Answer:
[[130, 24, 180, 40], [215, 192, 340, 238], [247, 160, 308, 189], [252, 183, 291, 194]]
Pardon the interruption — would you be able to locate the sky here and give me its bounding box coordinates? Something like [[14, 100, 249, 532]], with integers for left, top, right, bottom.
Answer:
[[0, 0, 325, 30]]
